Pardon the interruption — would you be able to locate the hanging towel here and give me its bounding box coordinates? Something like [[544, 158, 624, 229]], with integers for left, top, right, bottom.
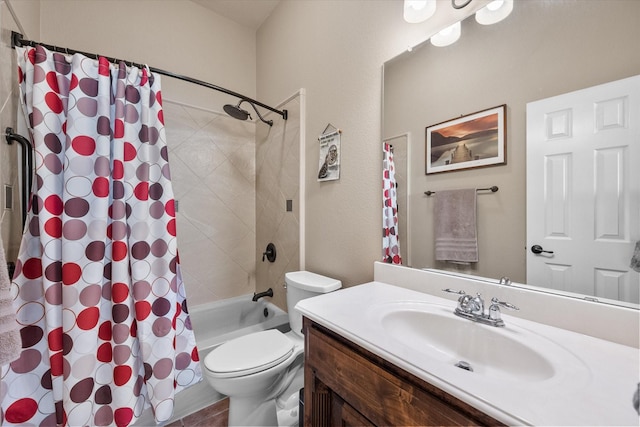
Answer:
[[434, 189, 479, 263], [0, 226, 21, 365], [631, 241, 640, 272]]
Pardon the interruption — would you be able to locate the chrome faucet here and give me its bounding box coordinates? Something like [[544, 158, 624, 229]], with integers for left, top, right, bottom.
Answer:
[[470, 293, 485, 316], [442, 289, 519, 327], [499, 276, 511, 285]]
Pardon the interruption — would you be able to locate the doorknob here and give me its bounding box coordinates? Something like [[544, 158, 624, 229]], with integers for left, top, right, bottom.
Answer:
[[531, 245, 554, 255]]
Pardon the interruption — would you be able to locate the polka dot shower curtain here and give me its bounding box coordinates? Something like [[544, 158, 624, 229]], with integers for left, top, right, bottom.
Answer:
[[0, 45, 201, 426], [382, 142, 402, 264]]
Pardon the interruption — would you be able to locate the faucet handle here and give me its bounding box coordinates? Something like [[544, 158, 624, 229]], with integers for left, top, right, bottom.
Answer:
[[443, 289, 473, 313], [490, 297, 519, 311], [442, 288, 466, 295], [488, 297, 519, 323]]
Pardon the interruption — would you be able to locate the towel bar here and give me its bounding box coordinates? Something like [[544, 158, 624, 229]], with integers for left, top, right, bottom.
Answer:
[[424, 186, 498, 196]]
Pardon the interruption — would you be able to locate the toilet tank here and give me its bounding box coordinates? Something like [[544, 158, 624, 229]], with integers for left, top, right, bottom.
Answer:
[[285, 271, 341, 336]]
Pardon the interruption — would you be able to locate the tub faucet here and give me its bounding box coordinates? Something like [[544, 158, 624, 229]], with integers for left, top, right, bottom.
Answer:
[[252, 288, 274, 302]]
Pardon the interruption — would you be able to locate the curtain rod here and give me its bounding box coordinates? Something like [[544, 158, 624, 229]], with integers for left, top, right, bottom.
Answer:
[[10, 31, 287, 121]]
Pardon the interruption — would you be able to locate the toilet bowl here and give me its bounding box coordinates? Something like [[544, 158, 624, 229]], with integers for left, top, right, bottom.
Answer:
[[203, 271, 341, 426]]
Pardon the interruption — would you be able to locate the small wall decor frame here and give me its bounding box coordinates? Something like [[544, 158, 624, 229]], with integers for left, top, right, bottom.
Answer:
[[317, 123, 341, 181], [425, 104, 506, 174]]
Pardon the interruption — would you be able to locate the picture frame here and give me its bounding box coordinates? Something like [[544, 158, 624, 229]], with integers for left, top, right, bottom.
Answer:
[[425, 104, 506, 174], [317, 125, 341, 182]]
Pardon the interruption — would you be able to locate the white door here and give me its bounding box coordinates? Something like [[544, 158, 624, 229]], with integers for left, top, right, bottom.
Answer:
[[526, 75, 640, 304]]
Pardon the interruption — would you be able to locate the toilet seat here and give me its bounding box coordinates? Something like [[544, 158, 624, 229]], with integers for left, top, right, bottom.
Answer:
[[204, 329, 294, 378]]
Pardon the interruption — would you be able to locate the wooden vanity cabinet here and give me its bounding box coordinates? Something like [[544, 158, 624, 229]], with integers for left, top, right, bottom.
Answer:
[[302, 317, 504, 427]]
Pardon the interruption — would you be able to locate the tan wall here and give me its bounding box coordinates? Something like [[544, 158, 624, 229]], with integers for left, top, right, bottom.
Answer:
[[38, 0, 257, 112], [4, 0, 40, 38], [258, 0, 639, 287], [256, 0, 486, 287]]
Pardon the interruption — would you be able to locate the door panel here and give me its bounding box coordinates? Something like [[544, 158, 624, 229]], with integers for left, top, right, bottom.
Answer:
[[526, 75, 640, 304]]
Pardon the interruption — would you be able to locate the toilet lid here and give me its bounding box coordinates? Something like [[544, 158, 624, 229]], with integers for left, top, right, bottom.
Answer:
[[204, 329, 294, 377]]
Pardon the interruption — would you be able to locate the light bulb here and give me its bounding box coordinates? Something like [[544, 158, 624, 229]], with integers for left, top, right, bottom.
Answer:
[[403, 0, 436, 23], [487, 0, 504, 12], [476, 0, 513, 25], [430, 21, 461, 47]]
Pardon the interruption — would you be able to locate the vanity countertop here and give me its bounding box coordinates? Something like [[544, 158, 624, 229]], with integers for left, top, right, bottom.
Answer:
[[296, 281, 640, 426]]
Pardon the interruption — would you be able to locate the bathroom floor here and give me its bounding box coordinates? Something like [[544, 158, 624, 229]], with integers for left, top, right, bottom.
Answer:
[[164, 399, 229, 427]]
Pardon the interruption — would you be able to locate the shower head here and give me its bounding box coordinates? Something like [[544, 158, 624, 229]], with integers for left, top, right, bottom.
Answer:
[[223, 100, 274, 126], [223, 102, 251, 121]]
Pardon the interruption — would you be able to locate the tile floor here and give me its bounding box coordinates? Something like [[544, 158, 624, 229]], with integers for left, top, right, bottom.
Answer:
[[165, 398, 229, 427]]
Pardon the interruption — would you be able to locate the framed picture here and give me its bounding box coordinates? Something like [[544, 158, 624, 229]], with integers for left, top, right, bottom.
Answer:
[[425, 104, 506, 174], [317, 126, 341, 182]]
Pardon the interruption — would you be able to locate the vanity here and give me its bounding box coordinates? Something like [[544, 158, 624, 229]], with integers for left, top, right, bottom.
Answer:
[[302, 317, 502, 426], [296, 263, 640, 426]]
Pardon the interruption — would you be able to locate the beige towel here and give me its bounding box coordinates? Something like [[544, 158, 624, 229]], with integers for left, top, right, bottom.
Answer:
[[0, 230, 21, 365], [434, 189, 478, 263]]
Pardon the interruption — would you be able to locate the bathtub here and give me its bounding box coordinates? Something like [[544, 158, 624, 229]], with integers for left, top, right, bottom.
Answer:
[[190, 293, 291, 358], [133, 293, 290, 426]]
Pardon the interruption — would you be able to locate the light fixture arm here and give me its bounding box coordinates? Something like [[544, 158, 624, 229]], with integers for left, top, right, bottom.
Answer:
[[239, 100, 275, 127], [451, 0, 473, 9]]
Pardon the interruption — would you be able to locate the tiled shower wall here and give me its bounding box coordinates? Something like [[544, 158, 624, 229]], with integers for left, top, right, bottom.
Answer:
[[163, 100, 257, 306], [0, 1, 23, 264], [255, 95, 301, 312], [166, 93, 301, 311]]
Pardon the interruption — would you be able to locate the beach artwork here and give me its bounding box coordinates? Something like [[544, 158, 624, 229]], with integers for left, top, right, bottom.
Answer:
[[425, 105, 506, 174]]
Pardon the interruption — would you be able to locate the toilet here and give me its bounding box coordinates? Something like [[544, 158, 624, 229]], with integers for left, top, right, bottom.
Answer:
[[203, 271, 341, 426]]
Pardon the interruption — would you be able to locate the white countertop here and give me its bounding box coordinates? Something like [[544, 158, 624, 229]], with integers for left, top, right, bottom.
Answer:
[[296, 281, 640, 426]]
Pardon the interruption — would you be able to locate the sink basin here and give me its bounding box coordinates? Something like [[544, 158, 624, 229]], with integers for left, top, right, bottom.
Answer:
[[376, 302, 580, 383]]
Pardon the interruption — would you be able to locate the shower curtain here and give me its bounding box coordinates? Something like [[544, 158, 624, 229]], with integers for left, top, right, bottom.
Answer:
[[382, 142, 402, 264], [0, 45, 201, 427]]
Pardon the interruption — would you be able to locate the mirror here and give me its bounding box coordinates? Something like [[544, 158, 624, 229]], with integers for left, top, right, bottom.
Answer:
[[383, 0, 640, 307]]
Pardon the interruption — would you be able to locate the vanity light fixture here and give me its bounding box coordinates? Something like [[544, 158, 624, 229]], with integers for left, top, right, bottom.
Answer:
[[403, 0, 436, 24], [475, 0, 514, 25], [430, 21, 461, 47]]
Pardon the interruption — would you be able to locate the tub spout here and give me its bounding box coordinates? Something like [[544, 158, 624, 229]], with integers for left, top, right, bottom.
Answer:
[[252, 288, 274, 302]]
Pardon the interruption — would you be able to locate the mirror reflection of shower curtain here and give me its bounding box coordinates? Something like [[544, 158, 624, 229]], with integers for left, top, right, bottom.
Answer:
[[1, 45, 202, 427], [383, 142, 402, 264]]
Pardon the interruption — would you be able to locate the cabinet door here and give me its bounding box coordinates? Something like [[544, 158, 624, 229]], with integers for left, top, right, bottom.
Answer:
[[331, 394, 375, 427]]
